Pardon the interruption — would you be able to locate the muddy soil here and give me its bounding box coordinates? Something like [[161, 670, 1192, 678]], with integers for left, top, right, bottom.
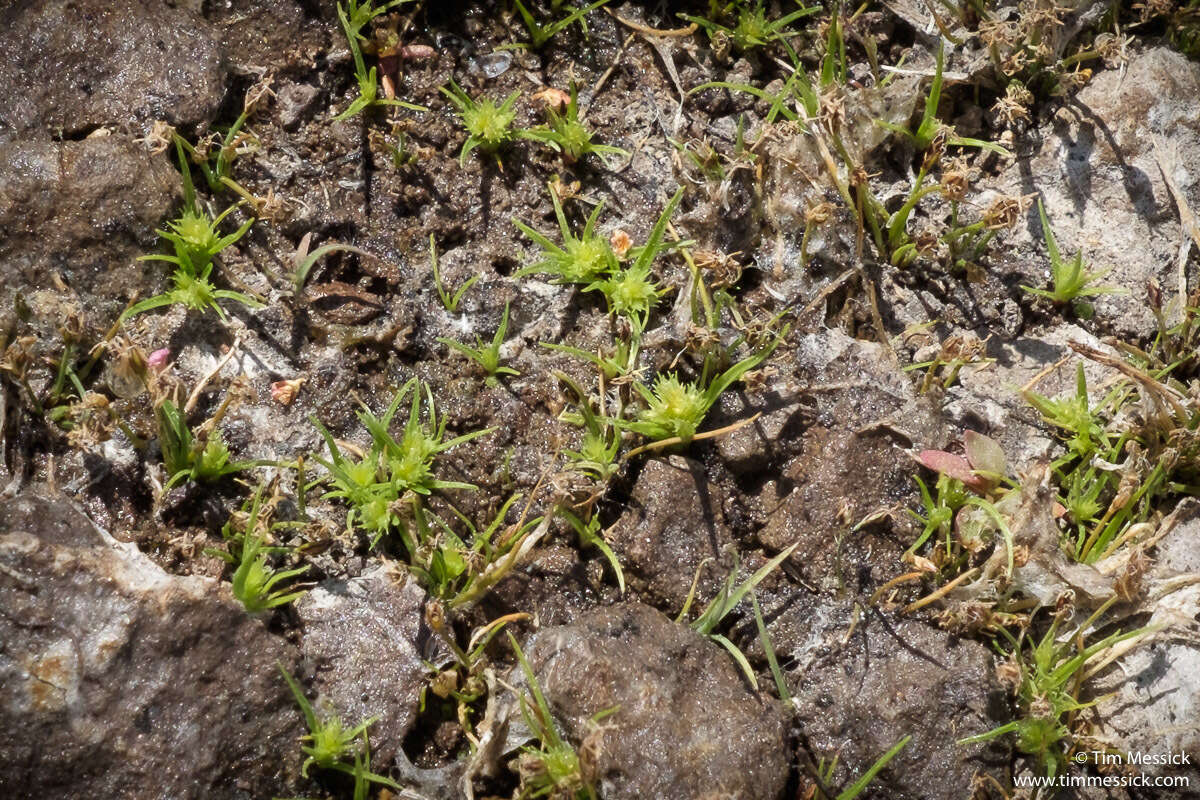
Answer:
[[2, 1, 1200, 799]]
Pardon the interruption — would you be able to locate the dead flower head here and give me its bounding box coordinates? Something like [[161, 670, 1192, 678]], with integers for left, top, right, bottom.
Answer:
[[982, 192, 1034, 230], [693, 249, 743, 289], [243, 75, 276, 115], [939, 156, 972, 202], [532, 87, 571, 114], [992, 81, 1033, 128], [138, 120, 176, 154], [610, 229, 632, 259]]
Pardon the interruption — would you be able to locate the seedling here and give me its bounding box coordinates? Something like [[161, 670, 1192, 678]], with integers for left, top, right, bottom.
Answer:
[[156, 399, 259, 489], [278, 664, 400, 794], [514, 186, 618, 284], [809, 735, 912, 800], [124, 140, 262, 322], [510, 0, 611, 49], [524, 83, 629, 166], [335, 0, 426, 120], [619, 345, 774, 445], [680, 543, 797, 688], [441, 80, 530, 165], [231, 523, 309, 613], [291, 240, 372, 294], [429, 234, 481, 312], [312, 378, 494, 543], [558, 505, 625, 593], [507, 633, 612, 800], [437, 301, 520, 385], [681, 1, 818, 53], [958, 600, 1153, 779], [1021, 199, 1124, 312]]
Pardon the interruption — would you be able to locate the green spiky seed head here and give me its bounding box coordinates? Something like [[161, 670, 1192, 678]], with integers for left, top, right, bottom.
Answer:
[[464, 98, 518, 150], [564, 236, 615, 281], [639, 375, 706, 442], [604, 267, 660, 319], [171, 209, 221, 255]]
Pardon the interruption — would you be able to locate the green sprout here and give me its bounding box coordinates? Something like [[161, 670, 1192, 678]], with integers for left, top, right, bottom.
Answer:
[[554, 371, 621, 481], [278, 664, 400, 795], [441, 80, 532, 165], [312, 378, 494, 543], [231, 525, 308, 614], [437, 301, 520, 385], [875, 43, 1007, 155], [335, 0, 425, 121], [508, 633, 613, 800], [510, 0, 611, 49], [1021, 199, 1124, 312], [524, 83, 629, 166], [155, 399, 259, 489], [681, 1, 818, 53], [430, 234, 482, 312], [958, 600, 1154, 780], [619, 346, 772, 445], [680, 543, 797, 688], [810, 735, 912, 800], [124, 140, 262, 322], [514, 187, 618, 284]]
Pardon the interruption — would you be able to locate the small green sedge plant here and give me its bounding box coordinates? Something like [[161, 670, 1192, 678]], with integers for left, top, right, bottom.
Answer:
[[514, 185, 618, 284], [437, 301, 520, 385], [509, 0, 611, 49], [1021, 199, 1124, 314], [525, 83, 629, 166], [585, 188, 685, 330], [156, 399, 259, 489], [311, 378, 494, 544], [231, 526, 309, 613], [810, 735, 912, 800], [681, 1, 818, 53], [958, 600, 1154, 780], [124, 140, 262, 322], [335, 0, 426, 120], [442, 80, 533, 165], [619, 343, 776, 445], [278, 664, 401, 795]]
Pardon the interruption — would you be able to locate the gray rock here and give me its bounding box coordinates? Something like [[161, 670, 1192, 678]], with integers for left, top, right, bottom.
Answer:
[[0, 0, 225, 137], [512, 602, 791, 800], [0, 489, 305, 799], [774, 602, 1003, 799], [609, 457, 733, 616], [0, 134, 180, 330], [981, 46, 1200, 338], [295, 567, 435, 766], [277, 82, 322, 131], [754, 330, 946, 585]]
